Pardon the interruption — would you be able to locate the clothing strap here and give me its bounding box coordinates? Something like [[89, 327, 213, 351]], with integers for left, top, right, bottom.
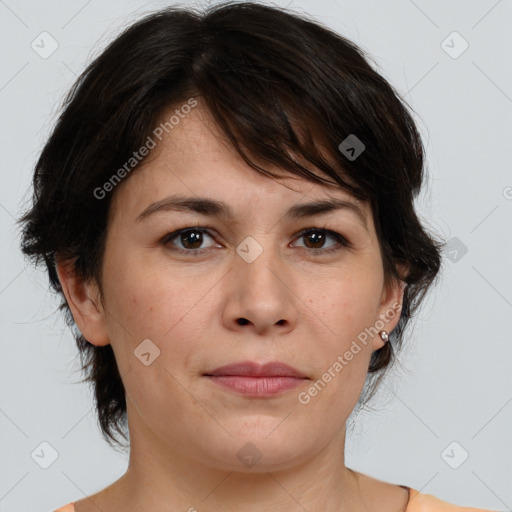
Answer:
[[399, 486, 412, 510]]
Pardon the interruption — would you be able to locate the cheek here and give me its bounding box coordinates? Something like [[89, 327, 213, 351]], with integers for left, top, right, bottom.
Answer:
[[308, 268, 381, 343], [300, 271, 380, 398], [98, 271, 206, 425], [104, 240, 204, 324], [100, 250, 224, 382], [300, 304, 375, 423]]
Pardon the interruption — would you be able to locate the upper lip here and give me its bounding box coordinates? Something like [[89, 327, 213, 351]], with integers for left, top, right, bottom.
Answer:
[[204, 361, 308, 378]]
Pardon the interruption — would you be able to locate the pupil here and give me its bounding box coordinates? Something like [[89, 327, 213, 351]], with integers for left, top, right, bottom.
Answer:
[[306, 231, 324, 249], [182, 230, 202, 249]]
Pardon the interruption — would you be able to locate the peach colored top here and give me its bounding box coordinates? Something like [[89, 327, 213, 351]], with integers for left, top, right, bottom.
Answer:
[[53, 486, 498, 511]]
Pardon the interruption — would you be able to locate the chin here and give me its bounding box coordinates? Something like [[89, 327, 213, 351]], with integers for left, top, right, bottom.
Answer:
[[200, 423, 317, 472]]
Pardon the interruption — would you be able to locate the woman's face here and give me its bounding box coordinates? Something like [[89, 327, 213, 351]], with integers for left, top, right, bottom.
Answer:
[[68, 103, 404, 472]]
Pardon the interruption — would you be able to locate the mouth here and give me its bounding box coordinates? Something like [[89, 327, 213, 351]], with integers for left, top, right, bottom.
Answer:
[[203, 361, 309, 397]]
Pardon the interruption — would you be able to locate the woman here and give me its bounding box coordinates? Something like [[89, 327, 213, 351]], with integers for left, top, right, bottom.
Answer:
[[19, 2, 496, 511]]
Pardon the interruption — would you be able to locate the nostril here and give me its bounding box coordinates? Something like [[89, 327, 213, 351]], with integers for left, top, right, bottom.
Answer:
[[237, 318, 250, 325]]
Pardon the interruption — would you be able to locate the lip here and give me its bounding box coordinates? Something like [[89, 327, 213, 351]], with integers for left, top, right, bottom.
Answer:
[[203, 361, 309, 397], [204, 361, 307, 378]]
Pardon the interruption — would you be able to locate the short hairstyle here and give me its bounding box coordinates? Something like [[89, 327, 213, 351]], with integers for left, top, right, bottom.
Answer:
[[19, 1, 444, 450]]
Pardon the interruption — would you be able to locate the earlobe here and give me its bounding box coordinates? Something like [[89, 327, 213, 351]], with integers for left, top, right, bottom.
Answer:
[[372, 264, 408, 351], [56, 259, 110, 346]]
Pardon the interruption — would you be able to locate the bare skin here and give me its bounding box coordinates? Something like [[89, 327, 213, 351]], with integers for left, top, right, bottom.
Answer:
[[58, 100, 408, 512], [73, 469, 410, 512]]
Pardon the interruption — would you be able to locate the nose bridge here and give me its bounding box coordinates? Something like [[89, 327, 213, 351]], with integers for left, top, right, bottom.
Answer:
[[235, 232, 284, 292], [226, 232, 296, 331]]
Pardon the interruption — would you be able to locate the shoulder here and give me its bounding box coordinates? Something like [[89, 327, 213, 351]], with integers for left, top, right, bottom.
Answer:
[[407, 488, 498, 512], [53, 503, 75, 512], [351, 470, 495, 512]]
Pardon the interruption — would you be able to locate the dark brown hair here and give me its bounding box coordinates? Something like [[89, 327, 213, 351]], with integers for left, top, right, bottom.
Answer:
[[19, 1, 444, 450]]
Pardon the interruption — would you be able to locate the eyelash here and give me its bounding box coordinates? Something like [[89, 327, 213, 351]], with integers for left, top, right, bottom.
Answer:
[[161, 227, 351, 256]]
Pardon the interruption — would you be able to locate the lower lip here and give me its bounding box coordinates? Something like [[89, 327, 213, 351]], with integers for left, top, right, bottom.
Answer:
[[206, 376, 308, 397]]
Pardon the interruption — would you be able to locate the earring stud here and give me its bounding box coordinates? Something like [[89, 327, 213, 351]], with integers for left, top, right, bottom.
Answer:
[[379, 330, 389, 342]]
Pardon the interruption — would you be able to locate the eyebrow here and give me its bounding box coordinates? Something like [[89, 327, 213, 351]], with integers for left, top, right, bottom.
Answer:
[[135, 194, 367, 230]]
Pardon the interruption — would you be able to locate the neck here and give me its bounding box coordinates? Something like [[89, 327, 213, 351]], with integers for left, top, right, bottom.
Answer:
[[101, 402, 364, 512]]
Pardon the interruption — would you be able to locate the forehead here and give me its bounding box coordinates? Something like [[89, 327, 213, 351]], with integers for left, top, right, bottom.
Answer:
[[109, 103, 371, 230]]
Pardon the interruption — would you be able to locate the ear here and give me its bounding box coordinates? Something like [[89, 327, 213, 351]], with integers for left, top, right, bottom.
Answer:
[[372, 262, 408, 351], [56, 259, 110, 346]]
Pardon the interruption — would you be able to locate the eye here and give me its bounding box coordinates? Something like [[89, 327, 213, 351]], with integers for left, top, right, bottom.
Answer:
[[162, 226, 351, 256], [162, 227, 220, 254], [292, 228, 351, 254]]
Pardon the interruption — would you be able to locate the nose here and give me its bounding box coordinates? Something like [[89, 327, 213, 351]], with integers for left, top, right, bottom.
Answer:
[[221, 238, 298, 336]]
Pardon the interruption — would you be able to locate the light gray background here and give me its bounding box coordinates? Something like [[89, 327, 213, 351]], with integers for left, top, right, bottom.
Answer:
[[0, 0, 511, 511]]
